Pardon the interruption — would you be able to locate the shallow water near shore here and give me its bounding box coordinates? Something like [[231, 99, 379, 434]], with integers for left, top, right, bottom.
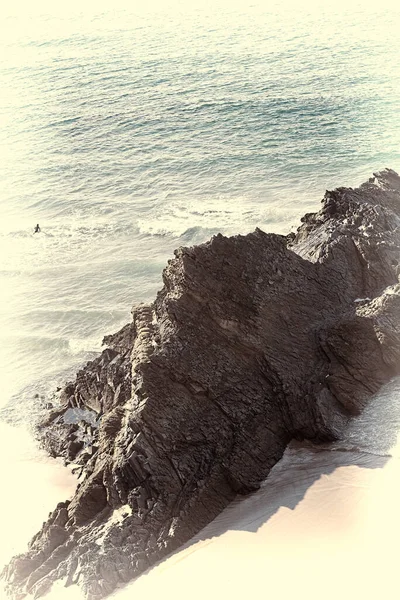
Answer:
[[1, 0, 400, 598], [1, 0, 400, 417]]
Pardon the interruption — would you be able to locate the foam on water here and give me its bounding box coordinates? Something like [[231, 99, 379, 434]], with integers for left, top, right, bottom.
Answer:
[[0, 1, 400, 597], [137, 195, 299, 238]]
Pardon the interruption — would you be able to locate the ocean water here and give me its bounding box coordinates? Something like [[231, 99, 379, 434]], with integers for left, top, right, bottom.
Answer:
[[1, 0, 400, 410], [0, 0, 400, 592]]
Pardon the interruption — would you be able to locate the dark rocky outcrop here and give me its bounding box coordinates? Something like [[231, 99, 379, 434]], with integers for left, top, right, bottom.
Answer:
[[3, 169, 400, 599]]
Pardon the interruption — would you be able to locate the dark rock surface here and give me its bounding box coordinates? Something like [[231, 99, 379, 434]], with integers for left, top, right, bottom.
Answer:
[[3, 169, 400, 599]]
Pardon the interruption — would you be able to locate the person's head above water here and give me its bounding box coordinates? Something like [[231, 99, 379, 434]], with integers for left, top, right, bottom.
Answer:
[[34, 224, 40, 233]]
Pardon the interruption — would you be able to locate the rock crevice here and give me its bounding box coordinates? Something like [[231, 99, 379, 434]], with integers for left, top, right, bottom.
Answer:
[[3, 169, 400, 599]]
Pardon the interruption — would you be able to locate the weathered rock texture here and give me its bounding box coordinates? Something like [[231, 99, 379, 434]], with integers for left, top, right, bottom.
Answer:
[[3, 169, 400, 599]]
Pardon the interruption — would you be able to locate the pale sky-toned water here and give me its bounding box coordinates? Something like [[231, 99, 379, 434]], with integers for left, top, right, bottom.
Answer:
[[1, 0, 399, 408], [1, 1, 400, 598]]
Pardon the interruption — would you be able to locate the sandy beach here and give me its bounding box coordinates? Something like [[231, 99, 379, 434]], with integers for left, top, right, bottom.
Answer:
[[3, 443, 399, 600], [109, 445, 400, 600], [0, 422, 76, 571], [2, 2, 400, 598], [2, 378, 400, 600]]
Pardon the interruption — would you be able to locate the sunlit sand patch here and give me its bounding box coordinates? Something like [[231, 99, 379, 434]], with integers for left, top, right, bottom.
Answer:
[[0, 422, 76, 570], [107, 449, 400, 600], [20, 444, 400, 600]]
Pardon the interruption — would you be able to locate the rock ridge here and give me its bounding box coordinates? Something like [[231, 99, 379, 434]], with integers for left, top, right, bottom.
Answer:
[[3, 168, 400, 599]]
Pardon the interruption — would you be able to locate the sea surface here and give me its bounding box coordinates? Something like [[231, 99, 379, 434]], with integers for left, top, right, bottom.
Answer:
[[0, 0, 400, 593]]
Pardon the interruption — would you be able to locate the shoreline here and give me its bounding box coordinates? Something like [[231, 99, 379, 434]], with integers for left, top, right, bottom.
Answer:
[[3, 374, 400, 600], [23, 440, 400, 600]]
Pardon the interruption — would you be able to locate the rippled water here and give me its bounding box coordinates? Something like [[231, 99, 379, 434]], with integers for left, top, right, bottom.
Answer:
[[0, 2, 400, 587], [1, 1, 400, 412]]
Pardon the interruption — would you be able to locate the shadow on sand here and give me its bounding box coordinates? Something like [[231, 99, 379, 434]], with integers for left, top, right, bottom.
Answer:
[[125, 376, 400, 594]]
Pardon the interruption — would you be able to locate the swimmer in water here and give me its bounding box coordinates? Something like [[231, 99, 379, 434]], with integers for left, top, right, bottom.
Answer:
[[34, 224, 40, 233]]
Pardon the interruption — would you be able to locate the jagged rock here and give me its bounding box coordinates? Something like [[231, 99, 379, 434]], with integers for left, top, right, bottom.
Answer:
[[3, 169, 400, 599]]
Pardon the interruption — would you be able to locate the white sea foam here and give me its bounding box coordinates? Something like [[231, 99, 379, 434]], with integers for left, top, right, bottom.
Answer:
[[0, 1, 400, 598], [136, 196, 295, 238]]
